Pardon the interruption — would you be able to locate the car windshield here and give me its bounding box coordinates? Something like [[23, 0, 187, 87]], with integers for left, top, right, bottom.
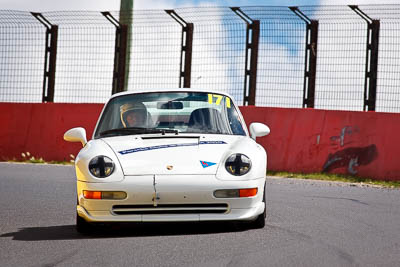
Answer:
[[94, 92, 246, 138]]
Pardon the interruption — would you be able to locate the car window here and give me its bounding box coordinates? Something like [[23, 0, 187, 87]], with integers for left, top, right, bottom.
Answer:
[[94, 92, 246, 138]]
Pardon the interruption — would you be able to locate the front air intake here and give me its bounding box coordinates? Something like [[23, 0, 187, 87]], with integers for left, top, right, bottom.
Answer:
[[112, 203, 228, 215]]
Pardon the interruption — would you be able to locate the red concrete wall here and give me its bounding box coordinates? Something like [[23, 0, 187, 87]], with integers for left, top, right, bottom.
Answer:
[[1, 103, 103, 162], [1, 103, 399, 180], [241, 106, 400, 181]]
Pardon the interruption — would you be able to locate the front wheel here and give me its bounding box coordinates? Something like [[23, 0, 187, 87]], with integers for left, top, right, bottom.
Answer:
[[250, 208, 266, 229], [249, 181, 266, 229], [76, 213, 91, 234]]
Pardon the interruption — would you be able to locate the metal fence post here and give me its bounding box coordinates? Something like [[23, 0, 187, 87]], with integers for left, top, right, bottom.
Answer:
[[31, 12, 58, 102], [102, 12, 128, 95], [165, 10, 193, 88], [349, 5, 380, 111], [290, 7, 318, 108], [119, 1, 133, 91], [231, 7, 259, 106]]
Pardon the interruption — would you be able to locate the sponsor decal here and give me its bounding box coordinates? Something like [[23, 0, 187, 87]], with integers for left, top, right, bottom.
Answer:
[[118, 141, 227, 155], [199, 141, 226, 145], [200, 161, 216, 168]]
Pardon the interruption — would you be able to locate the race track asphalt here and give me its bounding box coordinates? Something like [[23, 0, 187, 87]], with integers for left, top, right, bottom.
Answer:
[[0, 162, 399, 267]]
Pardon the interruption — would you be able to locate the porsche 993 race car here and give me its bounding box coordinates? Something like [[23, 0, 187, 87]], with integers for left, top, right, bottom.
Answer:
[[64, 89, 270, 233]]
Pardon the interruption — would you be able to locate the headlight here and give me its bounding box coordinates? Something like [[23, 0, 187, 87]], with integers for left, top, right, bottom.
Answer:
[[225, 153, 251, 176], [88, 155, 115, 178]]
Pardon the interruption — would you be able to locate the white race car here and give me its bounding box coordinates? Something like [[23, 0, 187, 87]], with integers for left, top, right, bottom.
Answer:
[[64, 89, 270, 233]]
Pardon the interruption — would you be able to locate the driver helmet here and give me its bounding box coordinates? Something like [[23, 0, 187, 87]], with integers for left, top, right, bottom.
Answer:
[[120, 102, 147, 128]]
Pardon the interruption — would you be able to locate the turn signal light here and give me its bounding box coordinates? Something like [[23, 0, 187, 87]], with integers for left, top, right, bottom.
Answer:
[[239, 188, 258, 197], [214, 188, 258, 198], [84, 191, 102, 199], [83, 190, 127, 200]]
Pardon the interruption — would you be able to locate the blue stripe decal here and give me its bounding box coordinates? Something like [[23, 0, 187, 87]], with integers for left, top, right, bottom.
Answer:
[[118, 140, 226, 155]]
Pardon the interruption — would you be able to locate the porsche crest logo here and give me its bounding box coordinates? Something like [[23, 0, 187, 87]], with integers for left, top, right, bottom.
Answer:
[[166, 165, 173, 170]]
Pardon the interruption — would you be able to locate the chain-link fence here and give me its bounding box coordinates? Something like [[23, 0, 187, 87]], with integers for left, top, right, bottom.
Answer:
[[241, 6, 306, 108], [118, 10, 182, 92], [0, 11, 45, 103], [1, 5, 400, 113]]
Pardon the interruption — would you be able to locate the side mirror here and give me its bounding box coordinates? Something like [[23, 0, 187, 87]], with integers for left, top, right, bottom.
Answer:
[[249, 122, 270, 140], [64, 127, 87, 147]]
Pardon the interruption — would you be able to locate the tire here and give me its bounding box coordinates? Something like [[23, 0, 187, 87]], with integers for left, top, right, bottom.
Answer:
[[76, 212, 91, 234], [249, 181, 266, 229], [251, 209, 266, 229]]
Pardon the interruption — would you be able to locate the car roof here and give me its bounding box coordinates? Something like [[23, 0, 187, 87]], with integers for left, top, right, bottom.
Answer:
[[110, 88, 235, 100]]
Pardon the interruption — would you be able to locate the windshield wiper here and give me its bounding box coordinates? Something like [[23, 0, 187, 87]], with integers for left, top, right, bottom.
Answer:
[[99, 127, 179, 137]]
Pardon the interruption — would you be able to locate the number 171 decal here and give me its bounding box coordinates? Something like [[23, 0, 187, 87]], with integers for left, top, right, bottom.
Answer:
[[208, 94, 231, 108]]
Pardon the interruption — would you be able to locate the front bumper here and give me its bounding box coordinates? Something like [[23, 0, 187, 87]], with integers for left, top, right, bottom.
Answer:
[[77, 175, 265, 223]]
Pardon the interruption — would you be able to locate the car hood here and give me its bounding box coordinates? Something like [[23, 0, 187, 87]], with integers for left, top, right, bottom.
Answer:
[[101, 134, 244, 175]]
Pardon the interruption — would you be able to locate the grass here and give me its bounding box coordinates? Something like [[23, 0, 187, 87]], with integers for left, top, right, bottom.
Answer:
[[267, 171, 400, 189], [7, 152, 74, 165], [8, 159, 74, 165]]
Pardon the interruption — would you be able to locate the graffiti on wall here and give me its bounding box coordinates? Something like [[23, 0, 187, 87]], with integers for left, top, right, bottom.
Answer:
[[322, 126, 378, 175], [323, 144, 378, 174], [329, 126, 359, 148]]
